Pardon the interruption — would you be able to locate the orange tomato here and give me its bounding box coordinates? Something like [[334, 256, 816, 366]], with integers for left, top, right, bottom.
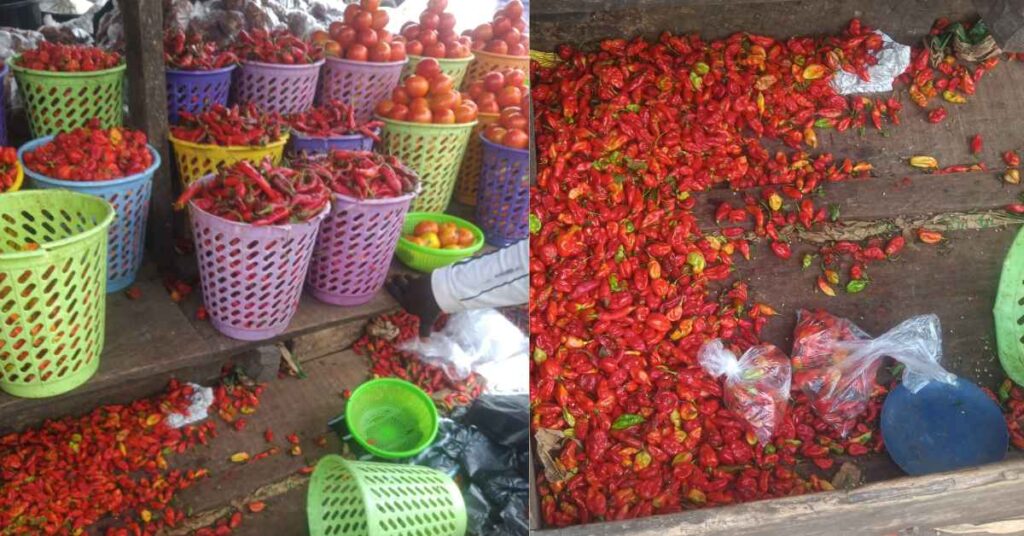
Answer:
[[456, 227, 474, 246], [414, 221, 439, 235], [406, 75, 429, 98], [438, 225, 459, 246]]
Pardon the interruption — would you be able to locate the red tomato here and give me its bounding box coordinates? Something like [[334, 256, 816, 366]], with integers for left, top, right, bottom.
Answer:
[[502, 128, 529, 149], [448, 44, 470, 58], [353, 10, 373, 30], [425, 41, 446, 58], [496, 86, 523, 108], [454, 103, 477, 123], [389, 103, 410, 121], [429, 74, 454, 95], [406, 75, 430, 98], [358, 28, 379, 47], [430, 89, 461, 110], [503, 28, 522, 46], [406, 40, 424, 56], [401, 23, 420, 40], [361, 0, 380, 11], [409, 97, 431, 113], [484, 124, 507, 143], [477, 92, 499, 113], [433, 107, 456, 124], [379, 29, 392, 43], [513, 19, 527, 32], [486, 40, 509, 55], [419, 29, 439, 47], [369, 42, 391, 62], [346, 44, 369, 61], [458, 35, 472, 47], [415, 57, 442, 79], [329, 21, 346, 39], [392, 86, 411, 105], [499, 106, 522, 123], [324, 41, 342, 57], [508, 43, 527, 56], [375, 99, 396, 117], [427, 0, 448, 10], [467, 81, 485, 99], [493, 16, 512, 37], [505, 0, 524, 19], [371, 10, 389, 30], [390, 41, 406, 61], [343, 4, 360, 23], [335, 26, 357, 47], [409, 107, 433, 124], [505, 68, 526, 87], [438, 12, 457, 31], [502, 112, 528, 132], [472, 40, 486, 51], [473, 23, 494, 42], [483, 71, 505, 93], [420, 11, 440, 30]]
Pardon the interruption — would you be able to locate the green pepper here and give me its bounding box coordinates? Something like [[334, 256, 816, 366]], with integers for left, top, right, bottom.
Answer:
[[846, 279, 868, 293], [611, 413, 645, 430], [529, 214, 541, 234]]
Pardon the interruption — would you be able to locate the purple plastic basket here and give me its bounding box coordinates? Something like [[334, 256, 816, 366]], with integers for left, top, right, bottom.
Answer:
[[476, 135, 529, 247], [0, 64, 8, 145], [307, 189, 417, 306], [189, 177, 328, 340], [318, 56, 405, 124], [166, 65, 235, 124], [288, 129, 377, 157], [234, 60, 324, 115]]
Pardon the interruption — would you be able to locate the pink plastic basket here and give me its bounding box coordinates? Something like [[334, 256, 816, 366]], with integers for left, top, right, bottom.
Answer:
[[307, 189, 417, 306], [189, 179, 328, 340], [318, 56, 406, 124], [234, 60, 324, 115]]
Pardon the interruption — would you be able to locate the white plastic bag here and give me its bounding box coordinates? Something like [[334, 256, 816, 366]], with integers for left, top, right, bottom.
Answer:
[[399, 309, 528, 387], [831, 31, 911, 95], [839, 314, 957, 393], [698, 340, 791, 444]]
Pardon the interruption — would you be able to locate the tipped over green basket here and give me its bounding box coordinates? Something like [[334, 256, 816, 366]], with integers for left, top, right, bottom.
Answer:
[[995, 225, 1024, 385]]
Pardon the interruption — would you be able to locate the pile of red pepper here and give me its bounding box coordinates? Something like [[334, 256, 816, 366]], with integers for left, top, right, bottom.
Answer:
[[531, 19, 914, 526], [164, 28, 238, 70], [0, 146, 19, 192], [292, 150, 418, 200], [998, 379, 1024, 450], [233, 29, 324, 64], [22, 120, 153, 181], [17, 41, 121, 72], [287, 99, 384, 140], [353, 311, 484, 410], [171, 103, 285, 146], [175, 158, 330, 225], [0, 377, 264, 535]]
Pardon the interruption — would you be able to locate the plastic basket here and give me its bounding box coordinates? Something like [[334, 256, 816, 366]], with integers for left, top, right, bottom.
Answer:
[[19, 137, 160, 292], [394, 212, 484, 273], [165, 65, 236, 125], [318, 56, 406, 124], [169, 133, 289, 187], [462, 49, 530, 88], [2, 162, 23, 193], [308, 455, 466, 536], [0, 190, 113, 398], [288, 130, 376, 157], [188, 176, 327, 341], [234, 60, 323, 115], [402, 54, 474, 89], [476, 136, 529, 247], [345, 378, 439, 458], [11, 55, 125, 137], [0, 64, 9, 145], [995, 225, 1024, 385], [379, 117, 474, 213], [453, 112, 498, 206], [307, 188, 417, 306]]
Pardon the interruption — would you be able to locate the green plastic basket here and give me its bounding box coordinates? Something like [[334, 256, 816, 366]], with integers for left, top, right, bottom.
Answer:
[[379, 117, 475, 213], [345, 378, 439, 459], [402, 54, 474, 89], [0, 190, 114, 398], [307, 455, 467, 536], [394, 213, 484, 273], [11, 55, 126, 136], [995, 225, 1024, 385]]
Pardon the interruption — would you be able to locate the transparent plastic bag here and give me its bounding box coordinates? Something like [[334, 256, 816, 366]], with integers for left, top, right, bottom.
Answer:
[[698, 339, 791, 444], [792, 310, 957, 436]]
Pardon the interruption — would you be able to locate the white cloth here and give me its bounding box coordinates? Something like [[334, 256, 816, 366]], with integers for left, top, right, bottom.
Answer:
[[431, 239, 528, 313]]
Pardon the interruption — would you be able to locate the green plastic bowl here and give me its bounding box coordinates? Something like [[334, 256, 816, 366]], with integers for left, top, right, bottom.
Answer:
[[394, 212, 485, 273], [345, 378, 439, 459]]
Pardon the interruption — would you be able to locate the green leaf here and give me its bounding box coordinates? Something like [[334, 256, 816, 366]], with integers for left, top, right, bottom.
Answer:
[[625, 103, 641, 112], [611, 413, 645, 430], [614, 245, 626, 263], [529, 214, 542, 235], [689, 71, 703, 91], [814, 118, 832, 128]]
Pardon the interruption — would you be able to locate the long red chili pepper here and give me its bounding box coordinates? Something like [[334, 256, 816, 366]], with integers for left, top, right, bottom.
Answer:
[[171, 103, 285, 146], [291, 150, 418, 200], [287, 100, 384, 140]]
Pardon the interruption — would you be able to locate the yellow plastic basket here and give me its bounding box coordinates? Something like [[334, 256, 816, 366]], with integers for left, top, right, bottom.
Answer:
[[463, 49, 530, 88], [168, 134, 290, 186], [454, 112, 499, 205]]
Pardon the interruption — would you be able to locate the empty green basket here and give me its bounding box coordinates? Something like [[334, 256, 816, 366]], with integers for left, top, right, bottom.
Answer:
[[345, 378, 439, 459], [307, 455, 467, 536], [11, 55, 126, 136], [0, 190, 114, 397]]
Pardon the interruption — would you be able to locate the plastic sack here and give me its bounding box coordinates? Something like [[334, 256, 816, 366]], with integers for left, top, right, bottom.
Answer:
[[399, 309, 528, 384], [792, 310, 957, 436], [831, 31, 911, 95], [698, 339, 791, 444]]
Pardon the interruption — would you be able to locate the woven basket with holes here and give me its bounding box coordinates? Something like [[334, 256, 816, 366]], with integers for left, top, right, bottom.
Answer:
[[379, 117, 475, 213], [11, 55, 125, 137], [402, 54, 474, 89], [462, 49, 530, 88], [307, 456, 466, 536], [188, 175, 327, 341], [0, 190, 113, 398], [165, 65, 236, 124], [453, 112, 498, 206], [169, 133, 289, 187], [19, 136, 161, 293], [318, 56, 406, 124], [233, 60, 323, 115]]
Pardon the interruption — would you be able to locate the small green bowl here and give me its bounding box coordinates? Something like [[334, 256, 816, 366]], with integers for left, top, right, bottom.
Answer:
[[345, 378, 439, 459], [395, 212, 485, 272]]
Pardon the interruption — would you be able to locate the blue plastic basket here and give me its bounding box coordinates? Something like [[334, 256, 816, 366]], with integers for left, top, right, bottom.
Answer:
[[19, 136, 161, 292], [165, 65, 235, 124], [0, 64, 8, 146], [476, 135, 529, 246], [288, 129, 376, 157]]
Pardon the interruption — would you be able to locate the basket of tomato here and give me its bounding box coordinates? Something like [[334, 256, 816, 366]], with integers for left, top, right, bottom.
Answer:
[[169, 103, 289, 187], [399, 0, 475, 88], [164, 29, 238, 124], [11, 42, 125, 136], [174, 158, 331, 341], [293, 150, 419, 306], [287, 100, 383, 156], [232, 29, 325, 115], [455, 67, 527, 205], [19, 120, 160, 292], [462, 0, 529, 87], [375, 58, 478, 213], [395, 213, 484, 272], [477, 110, 530, 246], [315, 0, 408, 124]]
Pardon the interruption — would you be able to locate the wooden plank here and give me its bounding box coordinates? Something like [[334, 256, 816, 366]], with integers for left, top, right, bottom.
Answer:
[[121, 0, 175, 271], [289, 321, 365, 363]]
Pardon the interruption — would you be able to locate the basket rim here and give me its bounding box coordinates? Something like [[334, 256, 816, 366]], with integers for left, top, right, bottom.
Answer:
[[19, 135, 163, 188], [344, 377, 440, 459], [187, 172, 330, 230], [330, 181, 421, 207], [323, 55, 408, 68], [471, 48, 531, 61], [479, 132, 530, 155], [0, 189, 115, 260], [9, 54, 127, 77], [376, 115, 478, 130], [165, 64, 237, 75], [168, 132, 291, 151], [407, 53, 476, 65], [290, 127, 379, 141], [240, 58, 326, 70], [397, 211, 486, 258]]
